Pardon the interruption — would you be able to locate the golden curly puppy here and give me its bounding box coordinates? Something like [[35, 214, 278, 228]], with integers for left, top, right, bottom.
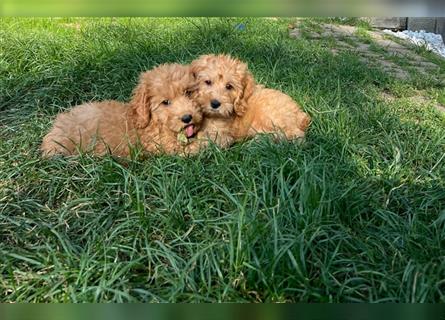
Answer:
[[130, 63, 203, 155], [190, 54, 311, 147], [41, 63, 202, 157], [41, 100, 137, 157]]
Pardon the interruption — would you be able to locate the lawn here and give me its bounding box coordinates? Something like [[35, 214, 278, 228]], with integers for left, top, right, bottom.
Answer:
[[1, 17, 445, 302]]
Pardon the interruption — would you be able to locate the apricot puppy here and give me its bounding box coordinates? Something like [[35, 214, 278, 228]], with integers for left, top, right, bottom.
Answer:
[[41, 63, 202, 157], [190, 54, 310, 146]]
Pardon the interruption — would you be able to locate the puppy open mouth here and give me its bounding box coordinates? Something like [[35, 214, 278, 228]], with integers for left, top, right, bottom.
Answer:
[[184, 124, 195, 138], [177, 124, 196, 145]]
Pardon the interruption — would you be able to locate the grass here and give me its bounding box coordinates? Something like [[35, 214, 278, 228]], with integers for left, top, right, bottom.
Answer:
[[1, 17, 445, 302]]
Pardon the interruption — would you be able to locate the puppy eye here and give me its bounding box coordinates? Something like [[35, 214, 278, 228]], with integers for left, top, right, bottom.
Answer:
[[226, 84, 234, 90], [204, 80, 212, 86], [185, 90, 192, 97], [161, 100, 171, 106]]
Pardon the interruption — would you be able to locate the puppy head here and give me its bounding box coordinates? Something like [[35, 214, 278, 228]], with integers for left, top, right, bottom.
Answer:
[[190, 54, 255, 119], [131, 63, 202, 139]]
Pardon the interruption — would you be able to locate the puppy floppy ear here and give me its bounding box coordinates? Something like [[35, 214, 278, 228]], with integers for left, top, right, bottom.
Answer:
[[190, 54, 215, 77], [234, 71, 255, 117], [131, 72, 152, 129], [190, 60, 203, 79]]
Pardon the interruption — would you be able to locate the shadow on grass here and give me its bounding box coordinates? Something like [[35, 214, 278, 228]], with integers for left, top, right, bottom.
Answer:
[[2, 18, 390, 116], [2, 102, 444, 301]]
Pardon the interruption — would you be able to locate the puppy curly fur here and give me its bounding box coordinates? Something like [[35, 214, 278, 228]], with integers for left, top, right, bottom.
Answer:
[[41, 100, 137, 157], [130, 63, 203, 155], [190, 54, 311, 147], [41, 63, 202, 157]]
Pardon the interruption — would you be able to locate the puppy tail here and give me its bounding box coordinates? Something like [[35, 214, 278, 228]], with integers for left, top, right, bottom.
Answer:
[[298, 112, 311, 131]]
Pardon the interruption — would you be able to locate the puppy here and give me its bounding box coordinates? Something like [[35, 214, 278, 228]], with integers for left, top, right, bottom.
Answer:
[[41, 100, 137, 157], [190, 54, 311, 146], [41, 63, 202, 157], [130, 63, 203, 155]]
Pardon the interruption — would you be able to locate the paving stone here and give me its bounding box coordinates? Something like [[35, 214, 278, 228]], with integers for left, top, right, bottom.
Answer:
[[408, 95, 430, 105], [378, 90, 445, 114], [368, 30, 385, 41], [361, 52, 382, 59], [289, 28, 321, 40], [377, 60, 410, 79], [413, 67, 436, 76], [355, 43, 371, 52], [336, 41, 355, 48], [380, 89, 441, 104], [391, 69, 410, 80], [306, 31, 321, 39], [289, 29, 301, 38], [378, 91, 397, 102], [288, 21, 441, 82], [374, 39, 408, 51], [415, 61, 439, 69], [319, 30, 335, 38], [406, 54, 429, 62], [325, 24, 356, 36]]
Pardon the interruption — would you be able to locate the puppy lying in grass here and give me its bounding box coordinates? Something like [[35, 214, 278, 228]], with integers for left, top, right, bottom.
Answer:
[[190, 54, 311, 148], [41, 63, 202, 157]]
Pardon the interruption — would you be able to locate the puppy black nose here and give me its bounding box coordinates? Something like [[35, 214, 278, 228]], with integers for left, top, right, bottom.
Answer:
[[181, 114, 193, 123], [210, 99, 221, 109]]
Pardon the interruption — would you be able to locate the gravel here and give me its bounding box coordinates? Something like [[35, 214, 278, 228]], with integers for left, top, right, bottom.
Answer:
[[383, 29, 445, 58]]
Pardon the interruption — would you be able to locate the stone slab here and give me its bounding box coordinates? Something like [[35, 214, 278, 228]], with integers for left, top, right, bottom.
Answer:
[[407, 17, 436, 33], [366, 17, 407, 30], [435, 17, 445, 42]]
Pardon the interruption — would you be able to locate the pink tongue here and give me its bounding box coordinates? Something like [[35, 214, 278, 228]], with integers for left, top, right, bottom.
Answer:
[[185, 125, 195, 138]]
